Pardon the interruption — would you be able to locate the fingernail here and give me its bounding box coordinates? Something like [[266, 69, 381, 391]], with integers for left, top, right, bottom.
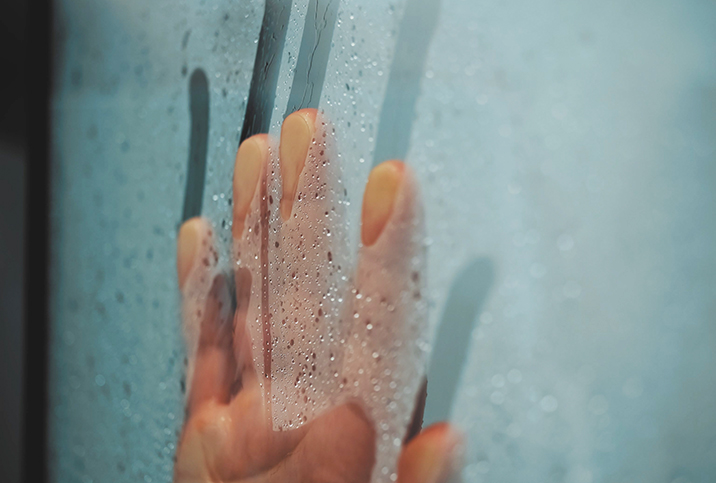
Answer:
[[405, 424, 464, 483], [233, 134, 267, 237], [361, 160, 405, 246], [279, 109, 317, 220], [178, 218, 202, 290]]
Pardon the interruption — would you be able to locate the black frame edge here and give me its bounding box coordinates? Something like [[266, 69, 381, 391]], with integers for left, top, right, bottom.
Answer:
[[22, 0, 53, 480]]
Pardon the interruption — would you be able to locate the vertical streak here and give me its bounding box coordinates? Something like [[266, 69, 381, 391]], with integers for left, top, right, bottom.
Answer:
[[241, 0, 294, 143], [181, 69, 209, 222], [283, 0, 339, 116], [372, 0, 442, 166], [260, 172, 272, 421], [423, 258, 495, 425]]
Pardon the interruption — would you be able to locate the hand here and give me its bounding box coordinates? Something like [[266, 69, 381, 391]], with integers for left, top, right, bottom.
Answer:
[[174, 109, 463, 483]]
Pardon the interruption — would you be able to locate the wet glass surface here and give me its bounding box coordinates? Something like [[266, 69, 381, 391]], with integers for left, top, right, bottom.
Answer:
[[49, 0, 716, 482]]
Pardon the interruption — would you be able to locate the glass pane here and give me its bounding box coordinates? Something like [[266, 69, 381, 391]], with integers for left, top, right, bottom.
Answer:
[[48, 0, 716, 482]]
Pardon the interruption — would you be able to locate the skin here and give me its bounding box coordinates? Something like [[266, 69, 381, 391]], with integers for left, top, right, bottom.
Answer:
[[174, 109, 463, 483]]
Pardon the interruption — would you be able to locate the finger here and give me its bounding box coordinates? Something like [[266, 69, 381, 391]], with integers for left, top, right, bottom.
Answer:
[[178, 218, 235, 412], [361, 160, 405, 246], [233, 134, 268, 239], [187, 274, 236, 412], [341, 160, 428, 481], [265, 108, 351, 429], [177, 217, 206, 291], [279, 108, 317, 221], [232, 134, 269, 391], [397, 423, 464, 483]]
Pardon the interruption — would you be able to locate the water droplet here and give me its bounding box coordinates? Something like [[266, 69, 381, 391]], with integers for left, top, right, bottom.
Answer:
[[540, 395, 559, 412], [507, 422, 522, 438], [491, 374, 505, 388], [622, 377, 643, 399], [475, 460, 490, 474], [558, 234, 574, 251], [530, 263, 547, 279], [490, 391, 505, 405], [507, 369, 522, 384]]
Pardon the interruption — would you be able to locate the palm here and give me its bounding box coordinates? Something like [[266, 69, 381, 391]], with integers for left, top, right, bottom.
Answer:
[[175, 379, 375, 482]]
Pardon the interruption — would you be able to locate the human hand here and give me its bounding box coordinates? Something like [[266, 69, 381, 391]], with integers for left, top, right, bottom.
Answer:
[[174, 109, 463, 483]]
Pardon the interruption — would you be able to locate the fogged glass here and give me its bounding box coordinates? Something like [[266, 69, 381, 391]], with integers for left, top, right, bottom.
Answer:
[[49, 0, 716, 482]]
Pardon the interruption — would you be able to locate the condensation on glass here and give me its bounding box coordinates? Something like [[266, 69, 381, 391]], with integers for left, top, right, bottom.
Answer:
[[49, 0, 265, 479], [49, 0, 716, 482]]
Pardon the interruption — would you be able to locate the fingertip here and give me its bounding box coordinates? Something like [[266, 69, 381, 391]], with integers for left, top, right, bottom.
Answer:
[[418, 422, 463, 443], [361, 160, 405, 246], [178, 217, 209, 291], [398, 422, 464, 483], [233, 134, 268, 238], [279, 109, 318, 221], [295, 107, 318, 123]]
